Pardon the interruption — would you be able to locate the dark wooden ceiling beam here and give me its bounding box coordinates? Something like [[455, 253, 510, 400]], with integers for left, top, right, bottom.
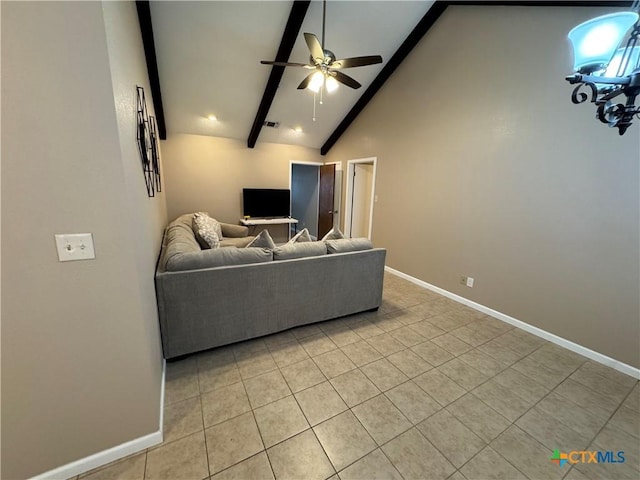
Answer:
[[320, 2, 448, 155], [320, 0, 633, 155], [247, 1, 311, 148], [136, 1, 167, 140], [451, 1, 632, 6]]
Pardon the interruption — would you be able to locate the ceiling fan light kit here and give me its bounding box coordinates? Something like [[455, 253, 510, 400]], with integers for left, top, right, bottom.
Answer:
[[260, 0, 382, 121], [565, 2, 640, 135]]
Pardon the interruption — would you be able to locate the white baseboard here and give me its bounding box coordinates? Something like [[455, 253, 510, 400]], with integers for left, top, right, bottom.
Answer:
[[159, 358, 166, 431], [385, 266, 640, 380], [31, 360, 167, 480]]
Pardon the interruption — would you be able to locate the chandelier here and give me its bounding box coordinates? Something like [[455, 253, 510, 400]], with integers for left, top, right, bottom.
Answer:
[[565, 2, 640, 135]]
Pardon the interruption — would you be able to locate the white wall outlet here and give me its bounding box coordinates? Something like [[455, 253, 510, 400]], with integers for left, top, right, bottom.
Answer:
[[466, 277, 474, 288], [55, 233, 95, 262]]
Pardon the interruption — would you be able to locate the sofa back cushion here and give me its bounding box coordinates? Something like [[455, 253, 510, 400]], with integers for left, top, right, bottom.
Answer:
[[325, 238, 373, 254], [166, 247, 273, 272], [273, 241, 327, 261]]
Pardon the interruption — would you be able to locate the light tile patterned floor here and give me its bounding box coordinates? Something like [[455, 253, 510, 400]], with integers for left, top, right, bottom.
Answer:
[[78, 273, 639, 480]]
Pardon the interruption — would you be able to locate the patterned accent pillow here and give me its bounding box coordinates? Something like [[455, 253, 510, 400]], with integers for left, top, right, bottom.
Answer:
[[246, 229, 276, 249], [192, 213, 220, 249], [321, 227, 345, 241], [195, 212, 223, 238], [288, 227, 312, 244]]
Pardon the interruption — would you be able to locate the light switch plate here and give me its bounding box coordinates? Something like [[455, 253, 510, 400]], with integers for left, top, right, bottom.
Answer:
[[55, 233, 95, 262]]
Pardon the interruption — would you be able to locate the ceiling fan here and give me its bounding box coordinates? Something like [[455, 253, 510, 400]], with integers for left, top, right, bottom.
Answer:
[[260, 0, 383, 91]]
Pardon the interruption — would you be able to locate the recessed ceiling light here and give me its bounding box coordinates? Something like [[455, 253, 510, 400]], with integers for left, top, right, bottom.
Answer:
[[293, 126, 303, 133], [208, 114, 217, 121]]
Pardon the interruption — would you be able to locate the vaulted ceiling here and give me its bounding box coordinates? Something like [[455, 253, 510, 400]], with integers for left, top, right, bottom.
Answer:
[[143, 0, 628, 154], [146, 1, 436, 151]]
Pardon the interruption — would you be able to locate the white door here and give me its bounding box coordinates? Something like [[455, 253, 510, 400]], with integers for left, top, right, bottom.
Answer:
[[350, 163, 374, 238]]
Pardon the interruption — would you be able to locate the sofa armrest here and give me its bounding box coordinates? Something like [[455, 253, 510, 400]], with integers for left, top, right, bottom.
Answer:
[[221, 223, 249, 238]]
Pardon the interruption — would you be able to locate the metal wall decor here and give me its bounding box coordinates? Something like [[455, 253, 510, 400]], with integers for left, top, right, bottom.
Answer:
[[149, 115, 162, 194], [136, 85, 162, 196]]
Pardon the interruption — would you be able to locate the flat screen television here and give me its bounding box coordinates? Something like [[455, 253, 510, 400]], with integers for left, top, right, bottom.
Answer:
[[242, 188, 290, 218]]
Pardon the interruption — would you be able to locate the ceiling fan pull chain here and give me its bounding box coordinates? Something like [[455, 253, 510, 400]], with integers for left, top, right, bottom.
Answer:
[[313, 92, 317, 122], [320, 82, 324, 105]]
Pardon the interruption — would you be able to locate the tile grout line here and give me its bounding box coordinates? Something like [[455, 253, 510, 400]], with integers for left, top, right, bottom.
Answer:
[[384, 309, 560, 478], [376, 288, 519, 477], [264, 328, 347, 478], [198, 311, 444, 457], [289, 386, 339, 478], [450, 358, 591, 480], [284, 305, 485, 476], [196, 359, 212, 480], [250, 330, 326, 476], [263, 303, 433, 476], [583, 380, 639, 451], [142, 449, 148, 480], [162, 282, 634, 480]]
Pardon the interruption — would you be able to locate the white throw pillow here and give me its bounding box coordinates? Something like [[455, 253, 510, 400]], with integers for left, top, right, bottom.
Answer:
[[246, 229, 276, 249], [321, 227, 345, 241], [288, 228, 312, 244]]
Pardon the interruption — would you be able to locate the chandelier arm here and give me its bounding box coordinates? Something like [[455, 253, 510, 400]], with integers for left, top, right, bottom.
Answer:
[[597, 101, 624, 124], [596, 92, 639, 134], [571, 82, 598, 104], [596, 86, 628, 105], [617, 25, 640, 76], [566, 74, 631, 86]]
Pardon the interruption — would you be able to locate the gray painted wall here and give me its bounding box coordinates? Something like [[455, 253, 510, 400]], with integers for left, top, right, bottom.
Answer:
[[1, 2, 166, 478], [292, 163, 320, 238], [326, 5, 640, 368]]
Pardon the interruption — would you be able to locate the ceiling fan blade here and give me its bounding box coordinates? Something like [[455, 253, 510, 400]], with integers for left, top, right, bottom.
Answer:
[[331, 55, 383, 69], [297, 72, 316, 90], [260, 60, 313, 68], [332, 71, 361, 89], [304, 33, 324, 64]]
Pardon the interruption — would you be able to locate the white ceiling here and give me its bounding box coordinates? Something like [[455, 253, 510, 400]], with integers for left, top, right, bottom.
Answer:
[[150, 1, 435, 150]]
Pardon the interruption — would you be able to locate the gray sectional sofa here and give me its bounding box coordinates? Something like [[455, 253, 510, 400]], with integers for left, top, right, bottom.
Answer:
[[155, 214, 386, 359]]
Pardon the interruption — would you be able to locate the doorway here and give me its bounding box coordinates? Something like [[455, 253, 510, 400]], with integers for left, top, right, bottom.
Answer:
[[290, 161, 341, 240], [344, 157, 377, 239]]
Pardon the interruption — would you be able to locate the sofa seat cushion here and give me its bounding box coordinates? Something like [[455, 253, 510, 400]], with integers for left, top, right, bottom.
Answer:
[[326, 238, 373, 254], [165, 246, 272, 272], [220, 236, 255, 248], [273, 241, 327, 260], [221, 223, 250, 238]]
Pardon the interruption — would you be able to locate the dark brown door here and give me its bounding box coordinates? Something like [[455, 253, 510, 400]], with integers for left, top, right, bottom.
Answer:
[[318, 164, 335, 239]]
